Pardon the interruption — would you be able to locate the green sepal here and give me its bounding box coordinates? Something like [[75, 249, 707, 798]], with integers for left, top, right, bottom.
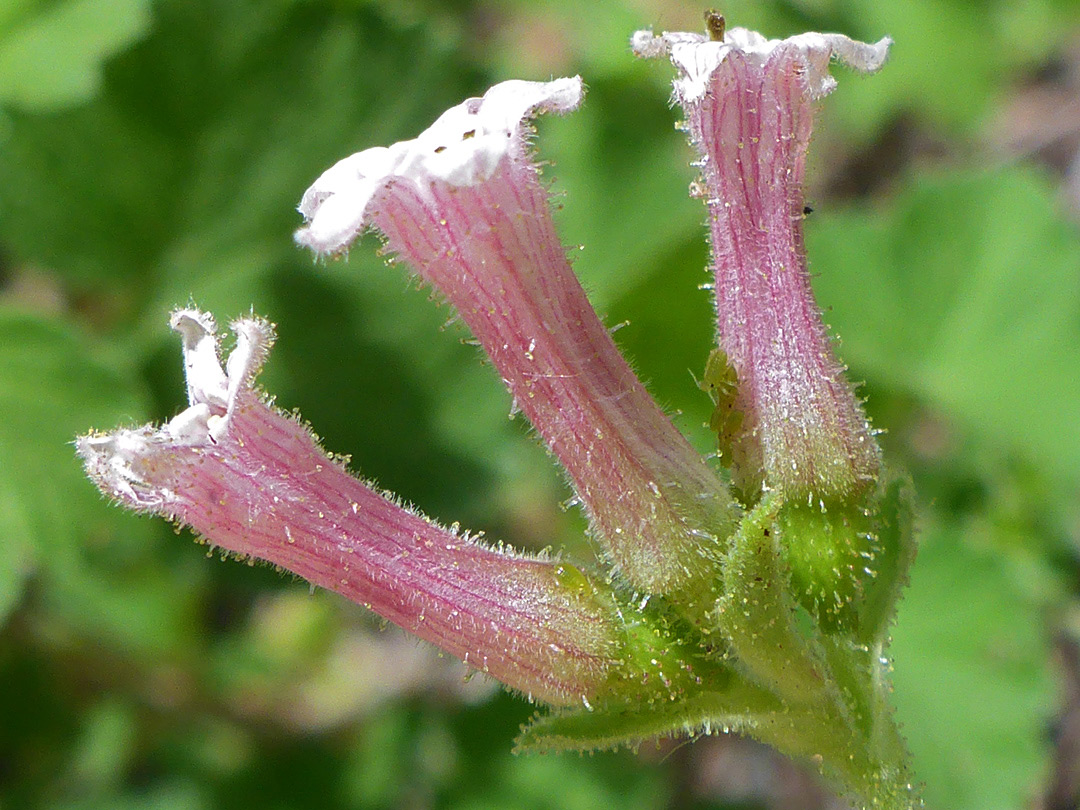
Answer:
[[515, 490, 921, 808], [708, 494, 921, 808], [854, 473, 917, 646], [817, 633, 912, 777], [778, 472, 916, 640], [779, 498, 875, 631], [515, 679, 788, 754], [517, 669, 919, 810], [713, 493, 833, 706]]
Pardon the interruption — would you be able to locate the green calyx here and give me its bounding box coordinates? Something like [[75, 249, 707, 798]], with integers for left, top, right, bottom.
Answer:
[[519, 474, 920, 810], [777, 475, 911, 636]]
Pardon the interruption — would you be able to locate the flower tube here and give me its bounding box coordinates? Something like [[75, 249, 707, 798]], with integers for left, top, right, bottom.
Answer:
[[634, 26, 889, 502], [78, 310, 628, 707], [296, 78, 738, 593]]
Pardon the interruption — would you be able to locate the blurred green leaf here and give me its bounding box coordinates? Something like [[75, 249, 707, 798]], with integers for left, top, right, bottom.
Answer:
[[0, 0, 481, 295], [340, 706, 413, 807], [0, 462, 33, 626], [69, 698, 139, 789], [0, 102, 178, 287], [809, 167, 1080, 484], [1, 1, 1078, 807], [0, 0, 152, 110], [543, 74, 705, 310], [0, 308, 150, 626], [823, 0, 1073, 139], [447, 746, 665, 810], [829, 0, 995, 136], [49, 781, 208, 810], [890, 522, 1054, 810]]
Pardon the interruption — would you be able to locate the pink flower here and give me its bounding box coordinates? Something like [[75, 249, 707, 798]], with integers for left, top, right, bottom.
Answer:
[[78, 39, 919, 803], [296, 77, 738, 593], [634, 25, 890, 502], [78, 310, 626, 707]]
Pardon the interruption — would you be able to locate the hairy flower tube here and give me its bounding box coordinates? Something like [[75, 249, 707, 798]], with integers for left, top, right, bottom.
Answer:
[[81, 22, 922, 810], [296, 77, 738, 595], [78, 311, 631, 706], [634, 24, 888, 503], [634, 21, 907, 640]]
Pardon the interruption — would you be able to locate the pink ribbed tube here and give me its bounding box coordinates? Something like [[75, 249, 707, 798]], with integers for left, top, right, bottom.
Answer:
[[297, 77, 737, 592], [78, 312, 621, 707], [635, 28, 889, 501]]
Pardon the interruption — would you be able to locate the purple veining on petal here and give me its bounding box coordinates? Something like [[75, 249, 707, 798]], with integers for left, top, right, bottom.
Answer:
[[78, 311, 622, 706], [636, 27, 886, 501], [296, 78, 739, 592]]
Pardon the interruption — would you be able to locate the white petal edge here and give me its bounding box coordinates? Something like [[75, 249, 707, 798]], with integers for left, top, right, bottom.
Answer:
[[632, 27, 890, 102], [77, 311, 276, 505], [295, 76, 584, 256]]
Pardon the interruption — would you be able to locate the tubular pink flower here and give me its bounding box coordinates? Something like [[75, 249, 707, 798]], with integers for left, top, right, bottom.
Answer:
[[634, 26, 888, 502], [77, 310, 625, 707], [295, 78, 738, 593]]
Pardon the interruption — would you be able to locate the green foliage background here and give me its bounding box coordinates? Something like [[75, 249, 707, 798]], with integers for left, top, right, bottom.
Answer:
[[1, 1, 1078, 808]]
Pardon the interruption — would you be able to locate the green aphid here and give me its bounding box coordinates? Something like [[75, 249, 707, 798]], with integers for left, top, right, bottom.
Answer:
[[699, 348, 743, 459]]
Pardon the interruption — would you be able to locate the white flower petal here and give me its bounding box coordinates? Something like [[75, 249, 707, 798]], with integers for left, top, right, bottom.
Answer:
[[295, 77, 584, 256], [294, 182, 379, 254], [166, 403, 213, 444], [170, 309, 228, 408], [297, 147, 397, 218], [222, 317, 275, 437], [632, 26, 891, 101], [142, 310, 278, 445], [77, 428, 169, 509]]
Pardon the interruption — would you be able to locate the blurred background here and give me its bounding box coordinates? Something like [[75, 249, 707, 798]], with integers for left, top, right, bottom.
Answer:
[[2, 0, 1080, 808]]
